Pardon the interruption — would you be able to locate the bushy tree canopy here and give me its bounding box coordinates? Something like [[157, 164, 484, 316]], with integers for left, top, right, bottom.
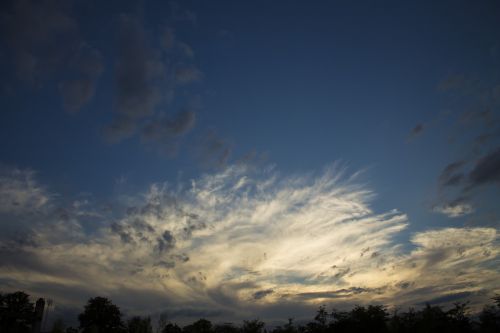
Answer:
[[78, 296, 125, 333]]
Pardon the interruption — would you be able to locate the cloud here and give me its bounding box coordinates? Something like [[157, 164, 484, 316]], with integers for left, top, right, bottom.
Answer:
[[141, 110, 196, 155], [408, 124, 424, 139], [439, 160, 466, 187], [423, 291, 475, 305], [432, 200, 474, 218], [0, 165, 498, 322], [2, 1, 203, 161], [105, 14, 165, 141], [104, 13, 202, 154], [0, 0, 77, 84], [59, 43, 104, 113], [253, 289, 274, 300], [468, 147, 500, 187], [0, 166, 50, 215], [195, 130, 232, 169], [427, 68, 500, 220], [1, 0, 103, 113]]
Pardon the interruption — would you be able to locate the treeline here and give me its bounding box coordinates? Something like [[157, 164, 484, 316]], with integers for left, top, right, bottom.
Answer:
[[1, 291, 500, 333]]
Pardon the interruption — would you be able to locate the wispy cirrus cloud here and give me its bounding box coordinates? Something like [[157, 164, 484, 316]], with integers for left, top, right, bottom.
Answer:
[[0, 166, 50, 215], [0, 164, 498, 322]]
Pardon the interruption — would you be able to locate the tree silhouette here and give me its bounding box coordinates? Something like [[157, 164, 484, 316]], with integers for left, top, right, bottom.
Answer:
[[0, 291, 34, 333], [183, 318, 213, 333], [78, 296, 125, 333], [127, 316, 153, 333], [478, 296, 500, 333], [3, 290, 500, 333], [162, 322, 183, 333], [271, 318, 297, 333], [213, 323, 239, 333], [241, 319, 265, 333], [446, 302, 472, 333]]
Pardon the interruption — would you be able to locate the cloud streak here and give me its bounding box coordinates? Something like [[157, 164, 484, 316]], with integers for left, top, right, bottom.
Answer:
[[0, 164, 498, 321]]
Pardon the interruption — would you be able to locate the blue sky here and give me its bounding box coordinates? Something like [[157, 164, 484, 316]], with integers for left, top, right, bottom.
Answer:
[[0, 0, 499, 325]]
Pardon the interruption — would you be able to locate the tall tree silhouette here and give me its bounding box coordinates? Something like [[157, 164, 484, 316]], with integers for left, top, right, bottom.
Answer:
[[78, 297, 125, 333], [0, 291, 34, 333]]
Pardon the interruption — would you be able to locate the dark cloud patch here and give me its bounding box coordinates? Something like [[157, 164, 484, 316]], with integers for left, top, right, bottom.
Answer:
[[1, 0, 103, 113], [292, 287, 381, 301], [166, 308, 227, 319], [437, 74, 466, 92], [332, 267, 351, 280], [253, 289, 274, 300], [131, 219, 156, 234], [111, 222, 133, 244], [182, 212, 206, 239], [475, 129, 500, 146], [142, 110, 196, 155], [439, 160, 466, 187], [236, 150, 269, 169], [106, 14, 166, 142], [154, 260, 176, 269], [421, 248, 452, 268], [59, 43, 103, 113], [442, 174, 464, 187], [102, 12, 202, 156], [468, 147, 500, 187], [3, 1, 204, 162], [459, 109, 493, 127], [421, 291, 475, 305], [206, 282, 258, 308], [0, 0, 77, 84], [172, 253, 190, 263], [195, 130, 232, 169], [110, 216, 162, 247], [395, 281, 413, 290], [157, 230, 176, 253], [0, 245, 81, 282], [409, 123, 424, 138], [432, 197, 473, 218], [360, 247, 370, 257]]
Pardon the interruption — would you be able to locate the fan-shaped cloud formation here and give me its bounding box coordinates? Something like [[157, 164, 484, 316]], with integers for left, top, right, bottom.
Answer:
[[0, 165, 498, 321]]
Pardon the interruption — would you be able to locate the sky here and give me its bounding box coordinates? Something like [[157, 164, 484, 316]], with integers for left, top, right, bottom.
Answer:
[[0, 0, 500, 326]]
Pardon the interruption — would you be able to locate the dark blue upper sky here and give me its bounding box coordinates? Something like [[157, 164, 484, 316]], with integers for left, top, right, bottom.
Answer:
[[2, 0, 499, 226], [1, 0, 499, 322]]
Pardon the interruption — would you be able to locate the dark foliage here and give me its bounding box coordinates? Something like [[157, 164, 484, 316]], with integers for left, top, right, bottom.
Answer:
[[128, 316, 153, 333], [183, 319, 213, 333], [0, 291, 34, 333], [78, 296, 126, 333], [0, 291, 499, 333], [162, 322, 183, 333]]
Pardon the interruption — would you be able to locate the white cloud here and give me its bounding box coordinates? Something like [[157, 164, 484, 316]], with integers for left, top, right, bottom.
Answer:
[[433, 202, 474, 217], [0, 166, 50, 214], [0, 165, 498, 321]]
